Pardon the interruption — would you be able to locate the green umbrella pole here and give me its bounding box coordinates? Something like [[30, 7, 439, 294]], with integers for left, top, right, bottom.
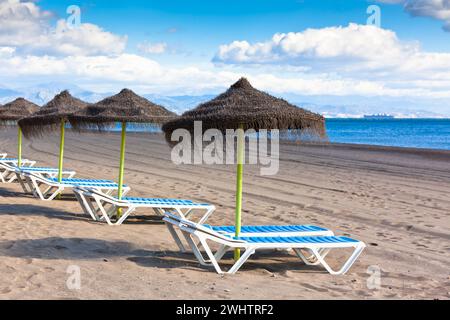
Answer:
[[117, 122, 127, 217], [17, 126, 22, 168], [234, 124, 245, 261], [58, 119, 65, 183]]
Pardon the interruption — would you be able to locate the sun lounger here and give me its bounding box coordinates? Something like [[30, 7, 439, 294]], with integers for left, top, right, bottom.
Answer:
[[207, 224, 334, 237], [0, 153, 7, 159], [73, 186, 216, 224], [163, 212, 365, 275], [18, 171, 130, 201], [0, 159, 36, 183], [15, 167, 76, 193], [163, 211, 334, 251], [73, 187, 216, 252]]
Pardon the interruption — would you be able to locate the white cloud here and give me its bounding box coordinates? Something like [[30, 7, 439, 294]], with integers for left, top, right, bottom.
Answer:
[[0, 49, 238, 94], [214, 24, 412, 67], [137, 41, 168, 54], [0, 0, 127, 56], [405, 0, 450, 31], [1, 47, 450, 100], [0, 46, 15, 58], [375, 0, 450, 31], [213, 23, 450, 82]]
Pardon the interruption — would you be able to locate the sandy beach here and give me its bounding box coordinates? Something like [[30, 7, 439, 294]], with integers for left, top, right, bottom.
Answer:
[[0, 127, 449, 300]]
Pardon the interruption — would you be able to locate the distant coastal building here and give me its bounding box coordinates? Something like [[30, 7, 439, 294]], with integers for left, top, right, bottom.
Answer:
[[363, 114, 394, 119]]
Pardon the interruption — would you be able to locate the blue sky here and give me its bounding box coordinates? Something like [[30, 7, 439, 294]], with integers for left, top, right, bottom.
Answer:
[[1, 0, 450, 116], [38, 0, 450, 59]]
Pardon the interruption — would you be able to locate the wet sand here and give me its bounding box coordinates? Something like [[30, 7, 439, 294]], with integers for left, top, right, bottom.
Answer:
[[0, 128, 449, 299]]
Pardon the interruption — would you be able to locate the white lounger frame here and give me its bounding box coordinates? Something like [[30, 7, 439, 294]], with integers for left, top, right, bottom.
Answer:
[[73, 186, 216, 223], [17, 171, 130, 201], [0, 159, 36, 183], [73, 187, 216, 252], [163, 213, 366, 275], [15, 168, 76, 194]]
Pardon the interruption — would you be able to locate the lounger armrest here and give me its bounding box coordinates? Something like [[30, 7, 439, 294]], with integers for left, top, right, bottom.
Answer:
[[163, 215, 246, 244]]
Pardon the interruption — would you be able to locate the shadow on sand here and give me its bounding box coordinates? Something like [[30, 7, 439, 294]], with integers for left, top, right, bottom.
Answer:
[[0, 236, 324, 274], [0, 203, 91, 222], [0, 202, 165, 225]]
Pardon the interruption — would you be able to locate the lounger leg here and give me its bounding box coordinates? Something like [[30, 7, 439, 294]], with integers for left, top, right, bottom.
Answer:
[[195, 237, 255, 275], [227, 248, 256, 274], [46, 187, 64, 201], [294, 248, 331, 266], [0, 168, 13, 183], [214, 245, 230, 261], [75, 191, 97, 220], [16, 173, 31, 193], [104, 201, 118, 218], [197, 237, 227, 273], [29, 178, 46, 200], [6, 171, 18, 183], [115, 207, 136, 225], [310, 245, 365, 275], [0, 170, 7, 183], [175, 208, 187, 219], [183, 232, 212, 266], [164, 223, 187, 252], [121, 188, 130, 197], [199, 206, 216, 224], [24, 175, 35, 194], [74, 192, 98, 220], [183, 209, 193, 218], [94, 197, 114, 225], [181, 232, 213, 261]]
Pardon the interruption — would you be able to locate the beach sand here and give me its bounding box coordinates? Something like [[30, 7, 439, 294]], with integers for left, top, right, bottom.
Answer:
[[0, 127, 449, 299]]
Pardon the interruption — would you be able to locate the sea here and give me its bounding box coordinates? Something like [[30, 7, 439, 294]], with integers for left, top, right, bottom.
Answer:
[[110, 118, 450, 151], [326, 118, 450, 151]]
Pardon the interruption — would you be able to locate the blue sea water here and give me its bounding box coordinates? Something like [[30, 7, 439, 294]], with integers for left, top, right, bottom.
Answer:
[[326, 119, 450, 151], [107, 119, 450, 151]]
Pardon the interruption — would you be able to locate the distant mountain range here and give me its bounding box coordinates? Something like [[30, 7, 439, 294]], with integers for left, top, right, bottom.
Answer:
[[294, 102, 447, 119], [0, 83, 108, 105], [0, 83, 448, 118]]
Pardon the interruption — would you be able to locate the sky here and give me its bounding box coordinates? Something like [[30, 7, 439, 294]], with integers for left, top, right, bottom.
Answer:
[[1, 0, 450, 115]]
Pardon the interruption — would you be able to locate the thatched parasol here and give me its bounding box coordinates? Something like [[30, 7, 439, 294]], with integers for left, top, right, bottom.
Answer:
[[18, 90, 88, 183], [68, 88, 176, 207], [162, 77, 326, 138], [0, 98, 40, 166], [162, 77, 326, 259]]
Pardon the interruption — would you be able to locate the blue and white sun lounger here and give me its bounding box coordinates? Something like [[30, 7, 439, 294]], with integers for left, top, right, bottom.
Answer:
[[0, 159, 36, 183], [207, 224, 333, 238], [15, 167, 76, 193], [19, 171, 130, 201], [73, 187, 216, 228], [163, 212, 365, 275]]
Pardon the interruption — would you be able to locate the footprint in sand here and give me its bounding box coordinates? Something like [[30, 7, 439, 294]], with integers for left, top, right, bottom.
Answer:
[[0, 288, 12, 294]]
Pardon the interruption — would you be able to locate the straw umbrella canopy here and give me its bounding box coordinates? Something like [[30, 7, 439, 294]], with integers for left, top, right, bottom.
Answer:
[[18, 90, 88, 182], [68, 88, 176, 204], [162, 77, 326, 259], [0, 98, 40, 166]]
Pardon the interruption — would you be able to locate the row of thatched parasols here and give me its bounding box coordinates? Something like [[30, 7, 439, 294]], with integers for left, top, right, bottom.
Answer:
[[0, 78, 326, 259]]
